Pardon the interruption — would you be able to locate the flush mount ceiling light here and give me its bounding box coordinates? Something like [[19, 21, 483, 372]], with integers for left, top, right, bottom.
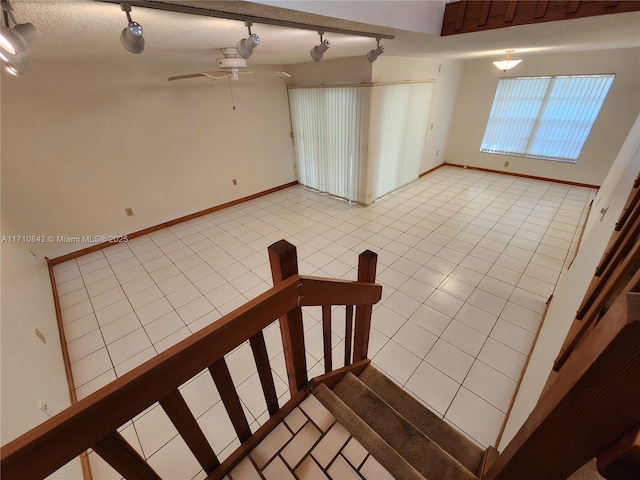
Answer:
[[236, 21, 259, 59], [0, 0, 40, 76], [493, 50, 522, 73], [120, 3, 144, 54], [310, 32, 330, 62], [367, 38, 384, 63]]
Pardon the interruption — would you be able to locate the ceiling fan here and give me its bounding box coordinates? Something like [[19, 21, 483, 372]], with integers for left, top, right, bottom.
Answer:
[[168, 48, 291, 82]]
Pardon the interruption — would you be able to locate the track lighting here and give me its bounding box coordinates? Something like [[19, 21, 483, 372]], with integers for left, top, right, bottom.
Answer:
[[1, 0, 40, 75], [367, 38, 384, 63], [120, 3, 144, 54], [310, 32, 330, 62], [236, 21, 259, 59]]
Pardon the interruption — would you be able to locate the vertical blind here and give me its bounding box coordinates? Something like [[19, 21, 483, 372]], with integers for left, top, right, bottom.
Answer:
[[370, 82, 434, 199], [481, 74, 615, 162], [288, 87, 366, 201]]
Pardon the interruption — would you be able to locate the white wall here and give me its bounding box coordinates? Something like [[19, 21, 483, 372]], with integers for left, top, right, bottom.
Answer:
[[499, 113, 640, 450], [2, 58, 296, 259], [1, 57, 295, 455], [445, 48, 640, 186], [371, 56, 463, 173]]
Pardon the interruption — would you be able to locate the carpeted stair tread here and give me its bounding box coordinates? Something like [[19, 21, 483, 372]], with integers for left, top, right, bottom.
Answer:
[[359, 365, 484, 473], [313, 383, 427, 480], [333, 373, 477, 480]]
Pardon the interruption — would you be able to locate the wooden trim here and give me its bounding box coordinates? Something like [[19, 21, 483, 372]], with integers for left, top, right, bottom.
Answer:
[[93, 432, 161, 480], [534, 1, 549, 18], [596, 424, 640, 478], [206, 389, 308, 480], [209, 358, 252, 442], [305, 359, 371, 391], [353, 251, 378, 362], [505, 1, 518, 21], [0, 276, 301, 480], [478, 446, 499, 479], [46, 258, 94, 480], [297, 276, 382, 306], [344, 305, 354, 366], [419, 163, 445, 178], [479, 1, 492, 25], [455, 0, 468, 30], [48, 181, 298, 265], [249, 332, 279, 417], [484, 270, 640, 480], [322, 305, 333, 373], [269, 240, 308, 395], [444, 163, 601, 190], [159, 389, 219, 474]]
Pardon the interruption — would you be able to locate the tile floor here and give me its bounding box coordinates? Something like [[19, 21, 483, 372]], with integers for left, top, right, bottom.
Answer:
[[53, 166, 596, 479]]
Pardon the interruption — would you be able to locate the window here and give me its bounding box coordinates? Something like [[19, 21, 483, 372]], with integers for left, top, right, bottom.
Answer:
[[480, 74, 614, 163]]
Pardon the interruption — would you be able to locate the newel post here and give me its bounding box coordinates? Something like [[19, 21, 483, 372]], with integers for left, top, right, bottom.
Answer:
[[268, 240, 308, 395], [353, 250, 378, 362]]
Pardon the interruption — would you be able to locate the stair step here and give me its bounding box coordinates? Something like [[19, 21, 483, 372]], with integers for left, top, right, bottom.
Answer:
[[359, 365, 484, 473], [333, 372, 478, 480], [313, 383, 427, 480]]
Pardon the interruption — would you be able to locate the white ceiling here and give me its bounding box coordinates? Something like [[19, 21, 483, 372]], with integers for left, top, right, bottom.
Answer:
[[9, 0, 640, 69]]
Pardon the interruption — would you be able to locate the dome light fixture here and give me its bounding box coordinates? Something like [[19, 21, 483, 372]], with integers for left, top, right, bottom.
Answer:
[[0, 0, 40, 76], [367, 38, 384, 63], [310, 32, 330, 62], [493, 50, 522, 73], [236, 21, 259, 59], [120, 3, 144, 54]]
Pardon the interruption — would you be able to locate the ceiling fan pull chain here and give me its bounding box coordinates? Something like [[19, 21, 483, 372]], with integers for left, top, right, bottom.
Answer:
[[227, 77, 236, 110]]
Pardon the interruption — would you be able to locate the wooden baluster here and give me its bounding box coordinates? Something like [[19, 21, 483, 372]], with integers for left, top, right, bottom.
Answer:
[[249, 331, 279, 416], [353, 250, 378, 362], [159, 389, 219, 474], [209, 358, 252, 442], [268, 240, 308, 395], [344, 305, 354, 366], [93, 431, 161, 480], [322, 305, 333, 373]]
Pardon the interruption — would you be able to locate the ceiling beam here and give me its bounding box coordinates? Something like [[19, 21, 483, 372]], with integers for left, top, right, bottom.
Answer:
[[96, 0, 395, 40]]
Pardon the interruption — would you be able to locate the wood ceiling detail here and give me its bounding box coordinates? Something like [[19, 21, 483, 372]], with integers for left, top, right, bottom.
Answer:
[[441, 0, 640, 36]]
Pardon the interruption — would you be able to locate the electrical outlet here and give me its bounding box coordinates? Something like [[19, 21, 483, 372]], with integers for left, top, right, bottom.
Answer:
[[39, 400, 52, 417], [232, 179, 238, 186], [504, 161, 510, 167], [125, 208, 134, 216]]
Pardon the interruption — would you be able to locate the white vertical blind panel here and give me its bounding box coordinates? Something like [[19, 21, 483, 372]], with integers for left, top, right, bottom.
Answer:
[[371, 82, 433, 199], [481, 75, 614, 162], [288, 87, 365, 201]]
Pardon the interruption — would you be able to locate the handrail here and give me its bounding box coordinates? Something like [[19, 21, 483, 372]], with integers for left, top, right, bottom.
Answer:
[[1, 241, 381, 480]]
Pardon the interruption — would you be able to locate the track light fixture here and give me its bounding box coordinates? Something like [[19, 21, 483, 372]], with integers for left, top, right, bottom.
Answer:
[[310, 32, 330, 62], [367, 38, 384, 63], [120, 3, 144, 54], [0, 0, 40, 76], [236, 21, 259, 59]]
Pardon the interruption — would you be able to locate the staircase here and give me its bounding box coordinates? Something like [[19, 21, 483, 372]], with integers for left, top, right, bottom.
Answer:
[[313, 364, 484, 480]]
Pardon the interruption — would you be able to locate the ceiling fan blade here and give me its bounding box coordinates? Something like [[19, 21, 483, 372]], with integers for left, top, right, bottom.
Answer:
[[167, 73, 209, 82], [201, 71, 233, 80], [251, 70, 292, 78]]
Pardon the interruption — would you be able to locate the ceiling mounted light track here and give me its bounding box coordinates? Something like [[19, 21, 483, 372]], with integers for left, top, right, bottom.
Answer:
[[310, 32, 330, 62], [0, 0, 40, 75], [120, 2, 144, 54], [236, 21, 259, 59], [96, 0, 394, 41], [367, 38, 384, 63]]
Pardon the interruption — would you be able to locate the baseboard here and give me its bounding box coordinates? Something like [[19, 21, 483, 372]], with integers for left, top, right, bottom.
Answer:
[[49, 181, 298, 265], [444, 163, 601, 190], [419, 163, 446, 178]]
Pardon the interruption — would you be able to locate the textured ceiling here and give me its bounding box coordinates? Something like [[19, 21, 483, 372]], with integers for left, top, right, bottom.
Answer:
[[8, 0, 640, 69]]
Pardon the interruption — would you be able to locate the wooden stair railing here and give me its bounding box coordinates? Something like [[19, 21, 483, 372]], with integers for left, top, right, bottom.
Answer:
[[0, 240, 380, 480], [481, 177, 640, 480]]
